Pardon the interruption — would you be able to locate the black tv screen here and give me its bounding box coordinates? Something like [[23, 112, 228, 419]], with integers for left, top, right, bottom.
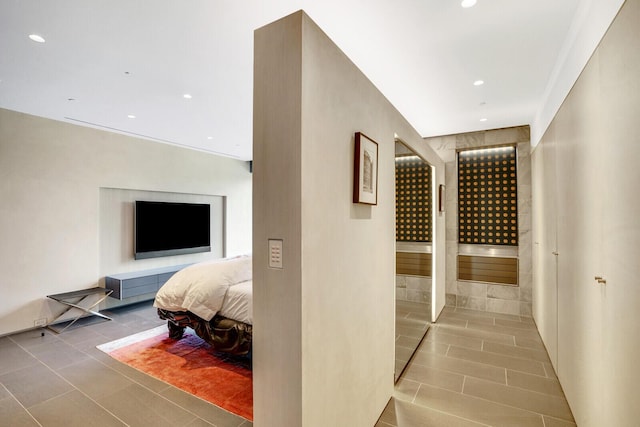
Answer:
[[134, 201, 211, 259]]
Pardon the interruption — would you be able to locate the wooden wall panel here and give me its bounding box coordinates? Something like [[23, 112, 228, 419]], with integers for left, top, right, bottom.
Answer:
[[457, 255, 518, 285], [396, 252, 432, 277]]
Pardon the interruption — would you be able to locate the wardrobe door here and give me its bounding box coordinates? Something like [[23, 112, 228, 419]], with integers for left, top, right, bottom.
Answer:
[[543, 128, 559, 369], [597, 2, 640, 422], [554, 53, 604, 427], [532, 131, 559, 369]]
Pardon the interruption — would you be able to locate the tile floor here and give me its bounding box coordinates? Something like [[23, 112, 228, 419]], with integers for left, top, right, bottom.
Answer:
[[0, 302, 250, 427], [379, 306, 576, 427], [1, 301, 574, 426], [395, 300, 430, 381]]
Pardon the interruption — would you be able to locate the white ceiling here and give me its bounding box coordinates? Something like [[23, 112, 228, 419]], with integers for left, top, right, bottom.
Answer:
[[0, 0, 586, 161]]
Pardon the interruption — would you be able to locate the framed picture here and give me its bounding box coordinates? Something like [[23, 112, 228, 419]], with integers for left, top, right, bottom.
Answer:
[[353, 132, 378, 205]]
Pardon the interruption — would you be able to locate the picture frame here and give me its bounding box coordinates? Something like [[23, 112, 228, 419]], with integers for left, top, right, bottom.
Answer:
[[353, 132, 379, 205]]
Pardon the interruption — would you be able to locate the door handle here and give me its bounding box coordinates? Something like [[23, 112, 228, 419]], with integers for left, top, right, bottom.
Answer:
[[552, 251, 559, 256], [595, 276, 607, 284]]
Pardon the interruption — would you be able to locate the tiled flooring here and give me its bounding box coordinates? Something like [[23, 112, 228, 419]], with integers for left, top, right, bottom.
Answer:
[[2, 302, 574, 426], [395, 300, 430, 381], [0, 302, 250, 427], [379, 306, 576, 427]]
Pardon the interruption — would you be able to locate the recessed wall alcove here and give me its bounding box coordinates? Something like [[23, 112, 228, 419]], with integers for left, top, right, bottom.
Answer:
[[98, 188, 225, 309]]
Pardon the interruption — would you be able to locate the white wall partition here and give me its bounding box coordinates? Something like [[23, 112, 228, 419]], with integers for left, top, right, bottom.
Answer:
[[253, 11, 444, 427]]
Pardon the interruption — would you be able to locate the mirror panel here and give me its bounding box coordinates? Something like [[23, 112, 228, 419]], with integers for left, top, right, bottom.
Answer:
[[395, 140, 433, 381]]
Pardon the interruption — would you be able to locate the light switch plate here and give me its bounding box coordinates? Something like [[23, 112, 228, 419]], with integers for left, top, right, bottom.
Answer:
[[268, 239, 283, 269]]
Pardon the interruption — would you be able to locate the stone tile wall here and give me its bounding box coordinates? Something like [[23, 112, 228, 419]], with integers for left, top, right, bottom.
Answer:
[[396, 274, 432, 304], [426, 126, 532, 317]]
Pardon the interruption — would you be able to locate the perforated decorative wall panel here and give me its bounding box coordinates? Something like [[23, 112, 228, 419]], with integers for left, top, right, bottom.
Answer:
[[396, 155, 432, 242], [458, 146, 518, 246]]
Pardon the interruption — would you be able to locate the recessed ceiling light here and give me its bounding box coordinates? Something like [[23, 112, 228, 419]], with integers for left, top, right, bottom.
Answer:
[[28, 34, 45, 43], [127, 114, 136, 119], [480, 118, 488, 122], [183, 94, 192, 99], [207, 136, 213, 140], [461, 0, 477, 8], [473, 80, 484, 86]]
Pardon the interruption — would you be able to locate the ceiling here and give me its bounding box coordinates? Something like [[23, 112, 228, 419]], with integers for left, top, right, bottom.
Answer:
[[0, 0, 585, 161]]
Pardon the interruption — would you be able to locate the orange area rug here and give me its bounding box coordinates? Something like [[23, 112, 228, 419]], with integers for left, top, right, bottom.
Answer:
[[98, 326, 252, 420]]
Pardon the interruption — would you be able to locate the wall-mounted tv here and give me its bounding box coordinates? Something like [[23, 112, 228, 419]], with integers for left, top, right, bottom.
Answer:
[[134, 200, 211, 259]]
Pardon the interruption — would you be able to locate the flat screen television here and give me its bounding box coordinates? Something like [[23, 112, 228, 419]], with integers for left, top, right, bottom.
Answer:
[[134, 200, 211, 259]]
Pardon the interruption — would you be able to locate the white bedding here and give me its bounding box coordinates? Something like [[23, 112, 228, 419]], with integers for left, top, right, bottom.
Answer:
[[153, 255, 252, 323], [219, 280, 252, 325]]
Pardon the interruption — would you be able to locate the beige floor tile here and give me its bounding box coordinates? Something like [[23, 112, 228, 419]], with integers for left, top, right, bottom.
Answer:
[[515, 336, 547, 350], [0, 364, 75, 408], [543, 415, 577, 426], [507, 370, 565, 397], [464, 322, 542, 341], [435, 316, 468, 328], [29, 390, 127, 426], [463, 377, 574, 422], [426, 329, 483, 350], [396, 335, 421, 349], [26, 340, 91, 371], [394, 378, 420, 402], [441, 310, 496, 323], [452, 307, 523, 322], [448, 345, 546, 376], [57, 358, 135, 401], [0, 395, 41, 427], [396, 359, 409, 378], [160, 386, 246, 427], [396, 325, 427, 339], [411, 351, 506, 384], [520, 316, 536, 325], [435, 324, 516, 346], [95, 356, 173, 394], [98, 383, 198, 427], [406, 311, 431, 322], [390, 307, 576, 427], [396, 344, 415, 361], [379, 398, 488, 427], [402, 362, 465, 392], [543, 362, 559, 380], [4, 301, 247, 427], [414, 383, 544, 427], [397, 316, 430, 331], [415, 339, 449, 355], [483, 341, 551, 363], [0, 344, 40, 376], [494, 318, 538, 330]]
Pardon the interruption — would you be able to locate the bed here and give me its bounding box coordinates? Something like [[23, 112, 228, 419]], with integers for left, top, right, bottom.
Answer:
[[153, 255, 253, 356]]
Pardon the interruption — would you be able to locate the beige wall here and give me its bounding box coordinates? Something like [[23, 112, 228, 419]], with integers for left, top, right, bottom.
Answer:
[[0, 108, 252, 335], [532, 0, 640, 425], [253, 11, 445, 427], [427, 126, 533, 317]]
